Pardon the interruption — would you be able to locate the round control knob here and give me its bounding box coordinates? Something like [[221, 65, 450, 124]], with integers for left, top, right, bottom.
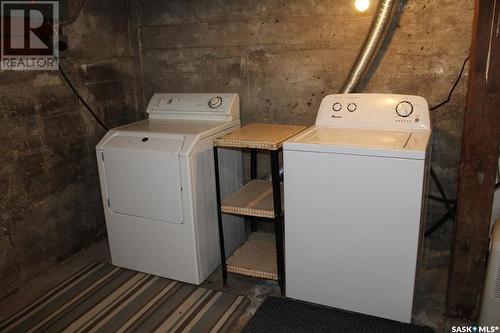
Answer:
[[347, 103, 357, 112], [208, 96, 223, 109], [332, 102, 342, 112], [396, 101, 414, 117]]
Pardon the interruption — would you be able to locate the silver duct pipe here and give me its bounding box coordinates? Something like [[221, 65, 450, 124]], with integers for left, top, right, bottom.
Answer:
[[264, 0, 399, 181], [341, 0, 398, 93]]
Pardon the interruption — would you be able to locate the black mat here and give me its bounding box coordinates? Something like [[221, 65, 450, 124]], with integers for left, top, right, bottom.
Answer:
[[243, 296, 434, 333]]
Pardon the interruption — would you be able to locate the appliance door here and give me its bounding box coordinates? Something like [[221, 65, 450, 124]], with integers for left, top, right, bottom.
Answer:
[[101, 133, 184, 224]]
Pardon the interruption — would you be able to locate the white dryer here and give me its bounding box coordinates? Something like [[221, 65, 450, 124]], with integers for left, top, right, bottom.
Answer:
[[284, 93, 431, 323], [96, 93, 245, 285]]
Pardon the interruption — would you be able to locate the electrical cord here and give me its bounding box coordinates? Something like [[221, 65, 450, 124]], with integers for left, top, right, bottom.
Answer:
[[59, 64, 110, 131], [55, 1, 108, 131], [425, 54, 471, 236], [430, 55, 470, 111], [59, 0, 85, 27]]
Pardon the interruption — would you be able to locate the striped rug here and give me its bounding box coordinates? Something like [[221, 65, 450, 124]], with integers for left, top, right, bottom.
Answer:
[[0, 262, 249, 333]]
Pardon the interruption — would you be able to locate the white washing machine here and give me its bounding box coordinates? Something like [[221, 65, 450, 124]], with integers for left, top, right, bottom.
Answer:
[[284, 93, 431, 323], [96, 93, 245, 285]]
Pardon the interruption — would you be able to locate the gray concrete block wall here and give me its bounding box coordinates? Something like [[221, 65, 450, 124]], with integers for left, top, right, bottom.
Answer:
[[0, 1, 141, 298], [134, 0, 473, 234]]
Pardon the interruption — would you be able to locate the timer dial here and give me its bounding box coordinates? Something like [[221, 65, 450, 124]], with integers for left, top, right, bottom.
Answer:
[[208, 96, 223, 109], [396, 101, 414, 117]]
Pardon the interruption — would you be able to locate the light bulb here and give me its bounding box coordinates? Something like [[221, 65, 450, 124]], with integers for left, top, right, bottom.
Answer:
[[355, 0, 370, 12]]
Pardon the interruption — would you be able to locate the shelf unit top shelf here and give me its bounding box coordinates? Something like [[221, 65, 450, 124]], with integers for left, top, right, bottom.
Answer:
[[226, 232, 277, 280], [221, 180, 283, 219], [214, 123, 307, 150]]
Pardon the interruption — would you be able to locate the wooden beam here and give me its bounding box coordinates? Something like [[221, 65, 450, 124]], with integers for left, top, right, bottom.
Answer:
[[446, 0, 500, 319]]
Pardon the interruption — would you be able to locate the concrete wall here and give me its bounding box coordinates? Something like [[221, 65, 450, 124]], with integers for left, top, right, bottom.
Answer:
[[134, 0, 473, 232], [0, 1, 141, 298]]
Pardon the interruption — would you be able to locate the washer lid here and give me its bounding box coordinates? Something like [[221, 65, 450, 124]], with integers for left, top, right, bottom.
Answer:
[[302, 127, 411, 149], [284, 126, 430, 160]]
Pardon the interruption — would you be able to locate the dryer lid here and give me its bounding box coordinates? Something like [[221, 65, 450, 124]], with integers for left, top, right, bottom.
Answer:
[[101, 133, 184, 153]]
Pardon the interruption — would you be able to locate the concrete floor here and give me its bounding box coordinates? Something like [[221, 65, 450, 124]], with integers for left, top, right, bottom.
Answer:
[[0, 235, 471, 332]]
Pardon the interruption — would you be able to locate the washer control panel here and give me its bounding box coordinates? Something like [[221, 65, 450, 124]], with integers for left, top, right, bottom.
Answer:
[[316, 93, 430, 130]]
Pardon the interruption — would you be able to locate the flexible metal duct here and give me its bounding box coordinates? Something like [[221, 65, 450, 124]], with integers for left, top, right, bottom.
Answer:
[[341, 0, 398, 93], [264, 0, 399, 181]]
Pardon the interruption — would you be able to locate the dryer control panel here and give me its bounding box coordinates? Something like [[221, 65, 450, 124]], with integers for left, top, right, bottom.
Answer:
[[147, 93, 240, 121], [315, 93, 430, 130]]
